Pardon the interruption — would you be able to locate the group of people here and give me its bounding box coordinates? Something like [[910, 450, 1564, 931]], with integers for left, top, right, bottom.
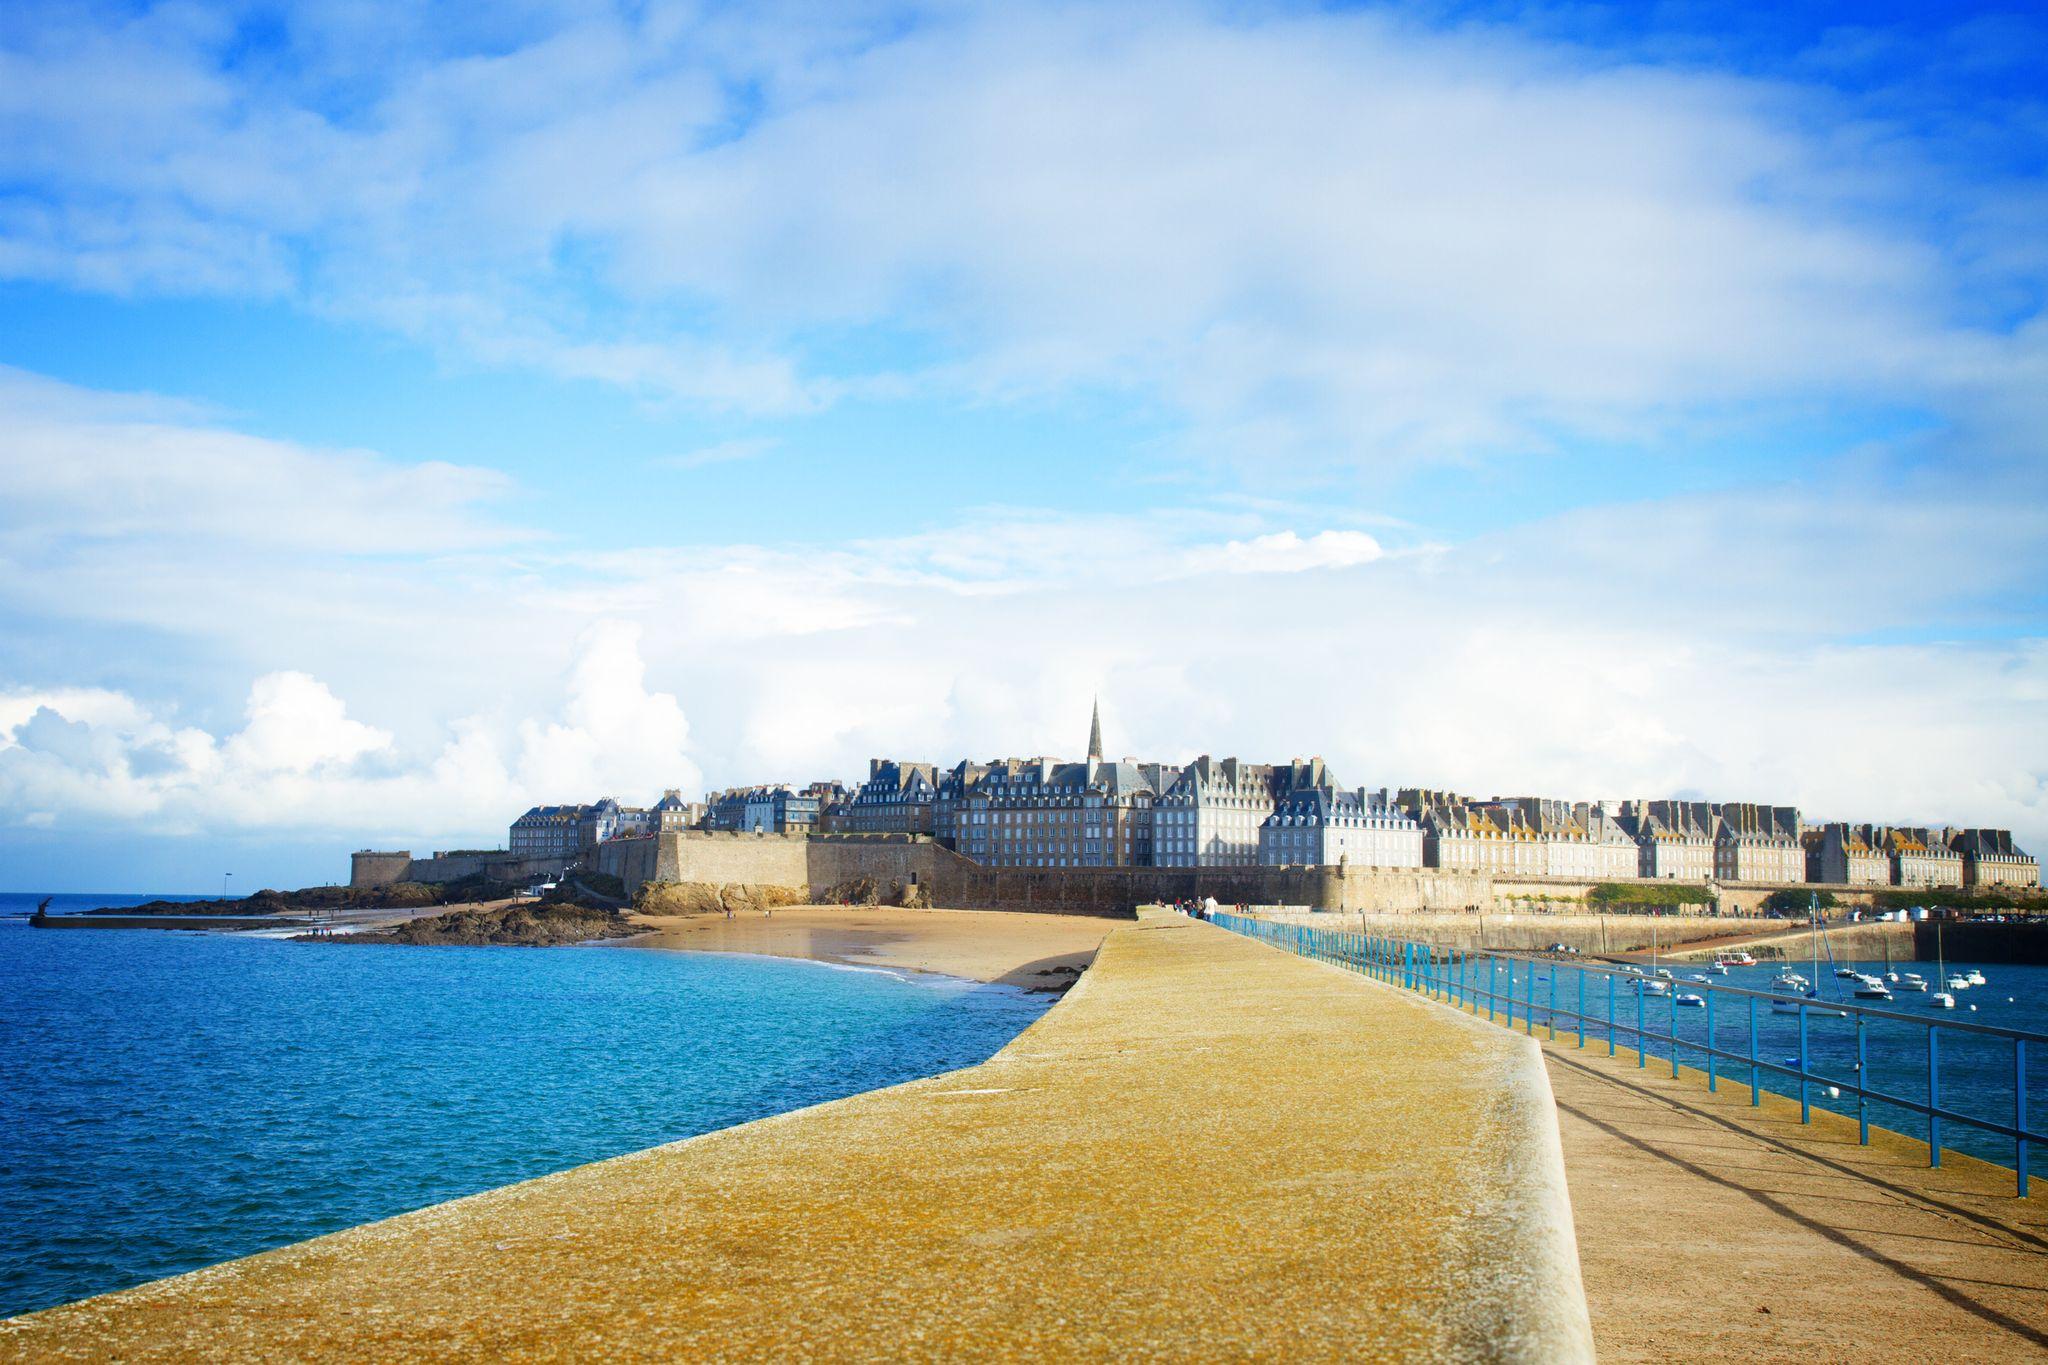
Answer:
[[1169, 897, 1229, 921]]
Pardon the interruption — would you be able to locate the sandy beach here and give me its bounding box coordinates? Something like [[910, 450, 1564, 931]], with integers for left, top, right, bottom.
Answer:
[[620, 905, 1116, 988]]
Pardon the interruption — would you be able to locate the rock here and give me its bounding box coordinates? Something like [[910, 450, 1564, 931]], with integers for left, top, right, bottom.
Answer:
[[632, 881, 806, 916], [102, 875, 515, 917], [314, 903, 634, 948]]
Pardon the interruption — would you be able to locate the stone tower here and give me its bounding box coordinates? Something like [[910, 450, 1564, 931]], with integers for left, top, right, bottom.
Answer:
[[1088, 697, 1103, 763]]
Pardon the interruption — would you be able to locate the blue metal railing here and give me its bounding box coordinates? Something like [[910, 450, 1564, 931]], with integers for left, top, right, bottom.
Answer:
[[1209, 911, 2043, 1196]]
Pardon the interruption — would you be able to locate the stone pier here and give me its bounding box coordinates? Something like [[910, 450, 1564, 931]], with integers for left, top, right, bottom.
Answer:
[[1, 912, 1593, 1361]]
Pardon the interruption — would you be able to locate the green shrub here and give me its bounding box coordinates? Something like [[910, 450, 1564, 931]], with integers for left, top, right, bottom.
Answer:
[[1762, 888, 1836, 914], [1587, 882, 1707, 906]]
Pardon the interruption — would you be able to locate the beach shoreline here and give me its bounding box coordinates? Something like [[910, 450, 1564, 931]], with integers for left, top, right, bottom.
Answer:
[[617, 904, 1113, 991]]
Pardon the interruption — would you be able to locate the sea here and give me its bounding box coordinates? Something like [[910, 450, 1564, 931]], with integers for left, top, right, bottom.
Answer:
[[0, 893, 1051, 1319], [1490, 952, 2047, 1181]]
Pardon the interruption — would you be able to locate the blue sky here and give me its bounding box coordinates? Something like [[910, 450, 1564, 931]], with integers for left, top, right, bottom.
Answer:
[[1, 0, 2044, 890]]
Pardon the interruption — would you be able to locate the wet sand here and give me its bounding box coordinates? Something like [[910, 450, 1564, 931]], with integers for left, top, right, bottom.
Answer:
[[621, 905, 1114, 990]]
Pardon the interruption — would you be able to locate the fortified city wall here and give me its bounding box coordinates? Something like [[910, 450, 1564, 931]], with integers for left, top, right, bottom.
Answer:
[[389, 835, 1993, 930], [600, 833, 1503, 917]]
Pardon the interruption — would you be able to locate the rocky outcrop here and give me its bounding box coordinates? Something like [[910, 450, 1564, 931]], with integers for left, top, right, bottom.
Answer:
[[108, 875, 517, 917], [814, 876, 930, 909], [632, 881, 807, 916], [318, 903, 635, 947]]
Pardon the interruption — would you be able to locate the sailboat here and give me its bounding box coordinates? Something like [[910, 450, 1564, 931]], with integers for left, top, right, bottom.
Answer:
[[1637, 921, 1670, 996], [1931, 923, 1956, 1008], [1802, 897, 1848, 1016]]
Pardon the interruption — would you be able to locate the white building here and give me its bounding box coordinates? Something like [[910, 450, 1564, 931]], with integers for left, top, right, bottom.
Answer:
[[1156, 756, 1330, 868], [1259, 787, 1423, 868]]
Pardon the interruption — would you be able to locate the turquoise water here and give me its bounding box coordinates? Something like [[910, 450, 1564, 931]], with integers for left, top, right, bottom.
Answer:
[[0, 897, 1049, 1318]]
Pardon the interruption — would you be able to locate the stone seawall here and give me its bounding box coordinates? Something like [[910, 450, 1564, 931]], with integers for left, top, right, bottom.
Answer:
[[592, 834, 1970, 926], [1661, 919, 1916, 963], [602, 834, 1499, 917], [350, 848, 568, 889], [1257, 909, 1781, 955], [1916, 918, 2048, 964]]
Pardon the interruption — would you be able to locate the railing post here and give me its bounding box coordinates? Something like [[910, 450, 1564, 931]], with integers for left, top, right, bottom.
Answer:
[[1856, 1016, 1869, 1146], [2017, 1038, 2029, 1198], [1607, 974, 1616, 1057], [1798, 1005, 1810, 1124], [1525, 962, 1535, 1037], [1749, 996, 1760, 1107], [1636, 981, 1645, 1068], [1547, 966, 1557, 1042], [1489, 957, 1498, 1023], [1929, 1028, 1942, 1169], [1706, 990, 1716, 1092], [1669, 982, 1680, 1080]]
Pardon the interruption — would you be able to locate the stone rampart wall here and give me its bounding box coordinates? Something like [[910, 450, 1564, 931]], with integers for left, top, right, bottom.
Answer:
[[596, 837, 662, 891], [603, 834, 1920, 924], [1332, 868, 1493, 912], [1917, 919, 2048, 965], [351, 848, 567, 888], [409, 852, 568, 885], [660, 833, 811, 887], [350, 851, 415, 888], [1256, 909, 1779, 955]]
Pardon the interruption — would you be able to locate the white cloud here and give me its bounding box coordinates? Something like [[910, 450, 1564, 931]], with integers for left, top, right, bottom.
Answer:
[[0, 366, 519, 555], [1215, 530, 1384, 574], [3, 365, 2041, 862], [221, 673, 391, 776], [2, 464, 2043, 862], [654, 437, 778, 470], [0, 621, 701, 843], [0, 3, 2029, 461]]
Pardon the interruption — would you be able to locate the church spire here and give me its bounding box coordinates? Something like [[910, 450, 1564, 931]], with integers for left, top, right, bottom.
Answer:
[[1087, 697, 1103, 763]]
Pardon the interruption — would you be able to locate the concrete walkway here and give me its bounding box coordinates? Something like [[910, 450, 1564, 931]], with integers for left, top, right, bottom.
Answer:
[[1539, 1036, 2047, 1362], [1, 913, 1592, 1362]]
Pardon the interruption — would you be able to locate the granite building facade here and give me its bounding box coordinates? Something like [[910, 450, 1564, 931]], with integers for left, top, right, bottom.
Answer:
[[1259, 787, 1423, 868]]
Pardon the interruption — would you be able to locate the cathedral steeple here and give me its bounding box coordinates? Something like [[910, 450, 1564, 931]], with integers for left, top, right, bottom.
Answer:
[[1087, 697, 1103, 763]]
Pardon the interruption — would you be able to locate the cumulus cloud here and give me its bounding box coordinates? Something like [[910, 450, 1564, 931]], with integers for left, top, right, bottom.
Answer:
[[221, 673, 391, 776], [2, 366, 2042, 866], [0, 621, 701, 843]]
